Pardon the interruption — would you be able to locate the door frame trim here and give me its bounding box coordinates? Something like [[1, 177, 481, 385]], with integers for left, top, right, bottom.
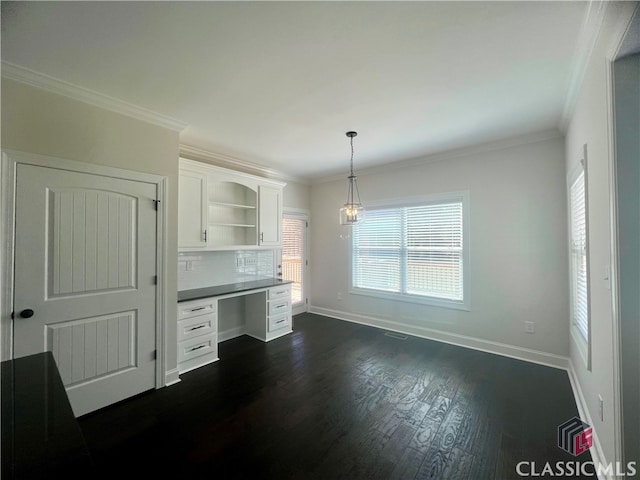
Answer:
[[0, 149, 168, 389], [605, 3, 640, 468]]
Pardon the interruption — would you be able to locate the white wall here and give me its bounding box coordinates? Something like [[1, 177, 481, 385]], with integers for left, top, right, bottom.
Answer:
[[564, 1, 638, 466], [284, 180, 311, 211], [1, 79, 181, 375], [310, 135, 569, 364]]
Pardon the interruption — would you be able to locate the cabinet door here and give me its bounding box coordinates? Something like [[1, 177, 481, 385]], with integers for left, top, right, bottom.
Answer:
[[258, 185, 282, 246], [178, 169, 208, 249]]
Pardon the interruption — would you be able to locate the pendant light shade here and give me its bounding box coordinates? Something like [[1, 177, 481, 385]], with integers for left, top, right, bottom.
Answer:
[[339, 131, 364, 225]]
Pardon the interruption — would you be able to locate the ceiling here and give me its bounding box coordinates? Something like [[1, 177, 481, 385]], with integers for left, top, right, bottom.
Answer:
[[1, 1, 590, 180]]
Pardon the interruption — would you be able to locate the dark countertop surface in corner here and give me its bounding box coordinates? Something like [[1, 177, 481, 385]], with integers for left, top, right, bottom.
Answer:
[[178, 278, 293, 303], [1, 352, 95, 480]]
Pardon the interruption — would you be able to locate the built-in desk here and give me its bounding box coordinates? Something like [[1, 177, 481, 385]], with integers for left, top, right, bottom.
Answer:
[[177, 278, 293, 374]]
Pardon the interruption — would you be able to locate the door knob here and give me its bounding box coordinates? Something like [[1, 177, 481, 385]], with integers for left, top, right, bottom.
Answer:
[[19, 309, 34, 318]]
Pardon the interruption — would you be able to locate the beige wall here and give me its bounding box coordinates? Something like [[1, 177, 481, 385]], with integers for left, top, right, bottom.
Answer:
[[1, 79, 181, 374], [284, 180, 311, 211], [564, 2, 638, 466], [310, 135, 570, 362]]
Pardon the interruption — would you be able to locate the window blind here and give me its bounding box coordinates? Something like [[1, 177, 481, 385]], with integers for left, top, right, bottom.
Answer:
[[570, 170, 589, 342], [282, 217, 305, 305], [353, 200, 464, 303]]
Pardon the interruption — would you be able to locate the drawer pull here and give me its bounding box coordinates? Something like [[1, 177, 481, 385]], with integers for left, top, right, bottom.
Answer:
[[190, 306, 206, 312], [273, 289, 287, 295], [273, 304, 288, 310], [276, 318, 287, 324], [189, 344, 207, 352], [188, 324, 207, 332]]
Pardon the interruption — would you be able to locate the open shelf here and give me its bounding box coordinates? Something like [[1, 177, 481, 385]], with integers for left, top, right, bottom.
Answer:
[[210, 223, 256, 228], [209, 201, 256, 210], [207, 181, 258, 247]]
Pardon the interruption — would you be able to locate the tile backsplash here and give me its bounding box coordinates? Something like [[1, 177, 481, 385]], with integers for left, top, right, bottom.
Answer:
[[178, 250, 277, 291]]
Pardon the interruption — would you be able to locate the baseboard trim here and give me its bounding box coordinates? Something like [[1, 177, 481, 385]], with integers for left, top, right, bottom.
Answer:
[[219, 326, 246, 343], [567, 358, 609, 480], [308, 306, 570, 370], [164, 368, 181, 387]]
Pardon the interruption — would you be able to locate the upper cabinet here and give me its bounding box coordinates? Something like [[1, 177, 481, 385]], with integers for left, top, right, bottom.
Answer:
[[179, 158, 285, 251], [258, 185, 282, 246], [178, 168, 207, 249]]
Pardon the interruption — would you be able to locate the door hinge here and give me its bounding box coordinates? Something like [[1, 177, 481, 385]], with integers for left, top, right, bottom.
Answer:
[[153, 199, 160, 210], [306, 221, 308, 228], [153, 275, 158, 285], [305, 298, 308, 304], [152, 350, 157, 360], [306, 259, 309, 266]]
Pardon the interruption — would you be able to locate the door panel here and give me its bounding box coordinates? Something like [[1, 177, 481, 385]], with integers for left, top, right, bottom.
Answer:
[[282, 214, 308, 314], [13, 164, 157, 416], [258, 185, 281, 246], [178, 169, 207, 248], [48, 188, 137, 297]]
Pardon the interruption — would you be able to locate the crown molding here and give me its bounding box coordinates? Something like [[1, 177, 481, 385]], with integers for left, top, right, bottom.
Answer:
[[1, 61, 188, 132], [178, 144, 309, 185], [312, 128, 563, 185], [559, 0, 607, 131]]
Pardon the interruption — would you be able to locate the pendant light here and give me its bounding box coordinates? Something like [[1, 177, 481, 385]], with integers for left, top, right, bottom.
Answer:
[[340, 131, 364, 225]]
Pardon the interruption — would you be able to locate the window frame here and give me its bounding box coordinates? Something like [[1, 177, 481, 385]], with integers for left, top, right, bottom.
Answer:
[[568, 147, 591, 371], [349, 191, 470, 311]]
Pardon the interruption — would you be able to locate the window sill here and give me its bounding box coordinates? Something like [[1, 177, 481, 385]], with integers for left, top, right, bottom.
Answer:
[[571, 325, 591, 371], [350, 287, 470, 311]]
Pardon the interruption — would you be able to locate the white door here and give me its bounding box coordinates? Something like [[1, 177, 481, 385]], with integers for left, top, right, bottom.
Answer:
[[282, 213, 308, 315], [13, 164, 158, 417]]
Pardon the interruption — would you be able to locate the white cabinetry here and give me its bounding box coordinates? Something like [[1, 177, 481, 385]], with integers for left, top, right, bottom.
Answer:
[[258, 185, 282, 246], [267, 284, 292, 337], [245, 284, 292, 342], [177, 298, 219, 373], [208, 174, 258, 247], [178, 168, 207, 249], [178, 158, 285, 250]]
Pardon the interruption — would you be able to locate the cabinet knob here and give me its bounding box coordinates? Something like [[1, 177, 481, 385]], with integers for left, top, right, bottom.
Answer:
[[19, 309, 34, 319]]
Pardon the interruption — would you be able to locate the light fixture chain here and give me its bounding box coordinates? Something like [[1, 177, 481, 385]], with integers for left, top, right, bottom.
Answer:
[[350, 135, 355, 176]]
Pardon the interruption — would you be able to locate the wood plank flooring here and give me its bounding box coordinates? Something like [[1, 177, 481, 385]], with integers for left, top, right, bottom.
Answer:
[[78, 313, 593, 479]]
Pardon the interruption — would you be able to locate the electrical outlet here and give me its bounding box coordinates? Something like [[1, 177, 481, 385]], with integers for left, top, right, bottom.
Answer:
[[337, 291, 342, 300], [525, 321, 535, 333], [598, 395, 604, 421], [186, 260, 193, 271]]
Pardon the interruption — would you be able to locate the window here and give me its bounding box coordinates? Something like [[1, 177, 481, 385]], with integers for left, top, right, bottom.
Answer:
[[570, 162, 589, 344], [352, 193, 469, 310]]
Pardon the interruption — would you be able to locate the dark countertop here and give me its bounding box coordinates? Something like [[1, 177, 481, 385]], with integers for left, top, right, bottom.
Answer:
[[178, 278, 293, 303], [1, 352, 95, 479]]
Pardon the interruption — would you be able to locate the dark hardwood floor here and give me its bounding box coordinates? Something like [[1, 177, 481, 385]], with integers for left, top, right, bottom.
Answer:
[[78, 313, 593, 479]]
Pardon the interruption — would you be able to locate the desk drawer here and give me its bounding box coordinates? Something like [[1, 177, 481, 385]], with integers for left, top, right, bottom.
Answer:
[[269, 298, 291, 316], [178, 333, 217, 364], [268, 313, 291, 332], [179, 299, 217, 320], [178, 314, 216, 342], [268, 285, 291, 300]]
